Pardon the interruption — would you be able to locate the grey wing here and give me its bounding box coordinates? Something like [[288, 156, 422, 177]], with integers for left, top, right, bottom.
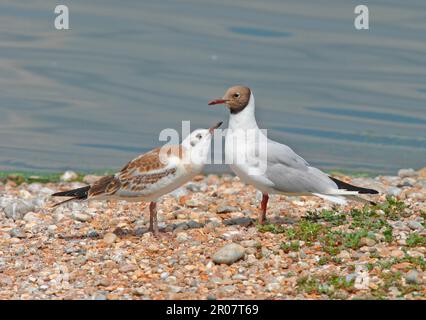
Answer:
[[265, 140, 337, 194], [266, 140, 310, 170]]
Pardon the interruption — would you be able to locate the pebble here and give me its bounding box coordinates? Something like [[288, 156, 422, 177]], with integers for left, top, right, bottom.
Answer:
[[266, 282, 281, 292], [23, 212, 40, 223], [398, 178, 416, 188], [169, 285, 183, 293], [47, 225, 57, 234], [119, 264, 137, 273], [407, 221, 424, 231], [71, 212, 92, 222], [391, 249, 405, 259], [186, 183, 208, 192], [360, 237, 376, 247], [185, 199, 203, 208], [217, 206, 239, 214], [87, 230, 100, 238], [240, 240, 259, 248], [4, 200, 35, 220], [223, 217, 254, 227], [103, 232, 117, 244], [398, 168, 417, 178], [221, 230, 243, 240], [133, 288, 146, 296], [405, 270, 422, 284], [387, 187, 402, 197], [187, 220, 204, 229], [60, 171, 79, 182], [10, 227, 26, 239], [176, 232, 189, 242], [160, 272, 169, 280], [213, 243, 245, 265]]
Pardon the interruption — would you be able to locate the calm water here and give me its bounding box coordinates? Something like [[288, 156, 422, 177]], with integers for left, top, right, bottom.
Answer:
[[0, 0, 425, 174]]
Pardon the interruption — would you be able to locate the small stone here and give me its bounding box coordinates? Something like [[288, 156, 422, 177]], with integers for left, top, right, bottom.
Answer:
[[398, 178, 416, 188], [213, 243, 245, 265], [60, 170, 79, 182], [160, 272, 169, 280], [223, 217, 254, 227], [4, 200, 35, 220], [87, 230, 100, 238], [398, 168, 417, 178], [176, 232, 189, 242], [232, 274, 247, 280], [388, 286, 401, 297], [92, 294, 107, 300], [217, 206, 239, 214], [47, 225, 57, 234], [405, 270, 422, 284], [360, 237, 376, 246], [186, 183, 208, 192], [345, 273, 356, 283], [133, 288, 146, 296], [119, 264, 137, 273], [266, 282, 280, 292], [407, 221, 424, 231], [187, 220, 204, 229], [23, 212, 39, 223], [387, 187, 402, 197], [240, 240, 259, 248], [72, 212, 91, 222], [220, 285, 236, 294], [391, 249, 404, 259], [169, 285, 183, 293], [185, 199, 201, 208], [10, 227, 26, 239], [103, 232, 117, 244]]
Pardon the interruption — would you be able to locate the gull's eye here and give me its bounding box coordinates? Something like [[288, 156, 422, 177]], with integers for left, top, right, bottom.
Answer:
[[234, 92, 240, 98], [196, 134, 202, 139]]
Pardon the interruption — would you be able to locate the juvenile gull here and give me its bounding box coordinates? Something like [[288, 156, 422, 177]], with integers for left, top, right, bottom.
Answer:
[[52, 121, 222, 236], [209, 86, 378, 224]]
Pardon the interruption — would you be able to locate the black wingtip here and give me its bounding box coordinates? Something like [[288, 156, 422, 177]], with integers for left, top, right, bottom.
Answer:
[[329, 176, 379, 195]]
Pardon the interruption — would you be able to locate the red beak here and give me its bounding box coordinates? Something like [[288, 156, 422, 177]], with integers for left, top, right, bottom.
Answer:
[[208, 99, 228, 105]]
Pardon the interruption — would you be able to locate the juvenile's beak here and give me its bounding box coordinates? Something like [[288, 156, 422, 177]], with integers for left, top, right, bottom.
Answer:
[[209, 121, 223, 134], [208, 99, 228, 106]]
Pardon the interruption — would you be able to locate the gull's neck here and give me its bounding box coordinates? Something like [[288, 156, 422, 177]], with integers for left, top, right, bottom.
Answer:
[[228, 93, 259, 130]]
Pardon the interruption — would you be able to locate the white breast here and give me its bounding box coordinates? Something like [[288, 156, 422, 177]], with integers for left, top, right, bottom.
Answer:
[[225, 129, 274, 194]]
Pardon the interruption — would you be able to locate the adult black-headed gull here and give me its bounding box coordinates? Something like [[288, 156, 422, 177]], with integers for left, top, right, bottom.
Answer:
[[52, 121, 223, 236], [209, 86, 378, 224]]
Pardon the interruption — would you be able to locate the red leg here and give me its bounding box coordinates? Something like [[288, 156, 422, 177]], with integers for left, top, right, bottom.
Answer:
[[148, 201, 159, 237], [259, 193, 269, 225]]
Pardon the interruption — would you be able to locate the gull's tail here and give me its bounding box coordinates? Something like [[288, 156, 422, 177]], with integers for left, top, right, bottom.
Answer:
[[312, 176, 379, 206], [329, 176, 379, 195], [51, 175, 119, 207], [51, 186, 90, 207]]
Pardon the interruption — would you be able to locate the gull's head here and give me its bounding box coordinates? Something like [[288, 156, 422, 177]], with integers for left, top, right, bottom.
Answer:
[[208, 85, 251, 114], [181, 121, 222, 165]]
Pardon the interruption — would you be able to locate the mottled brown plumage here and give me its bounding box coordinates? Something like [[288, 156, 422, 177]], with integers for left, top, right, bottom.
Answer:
[[52, 122, 222, 236]]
